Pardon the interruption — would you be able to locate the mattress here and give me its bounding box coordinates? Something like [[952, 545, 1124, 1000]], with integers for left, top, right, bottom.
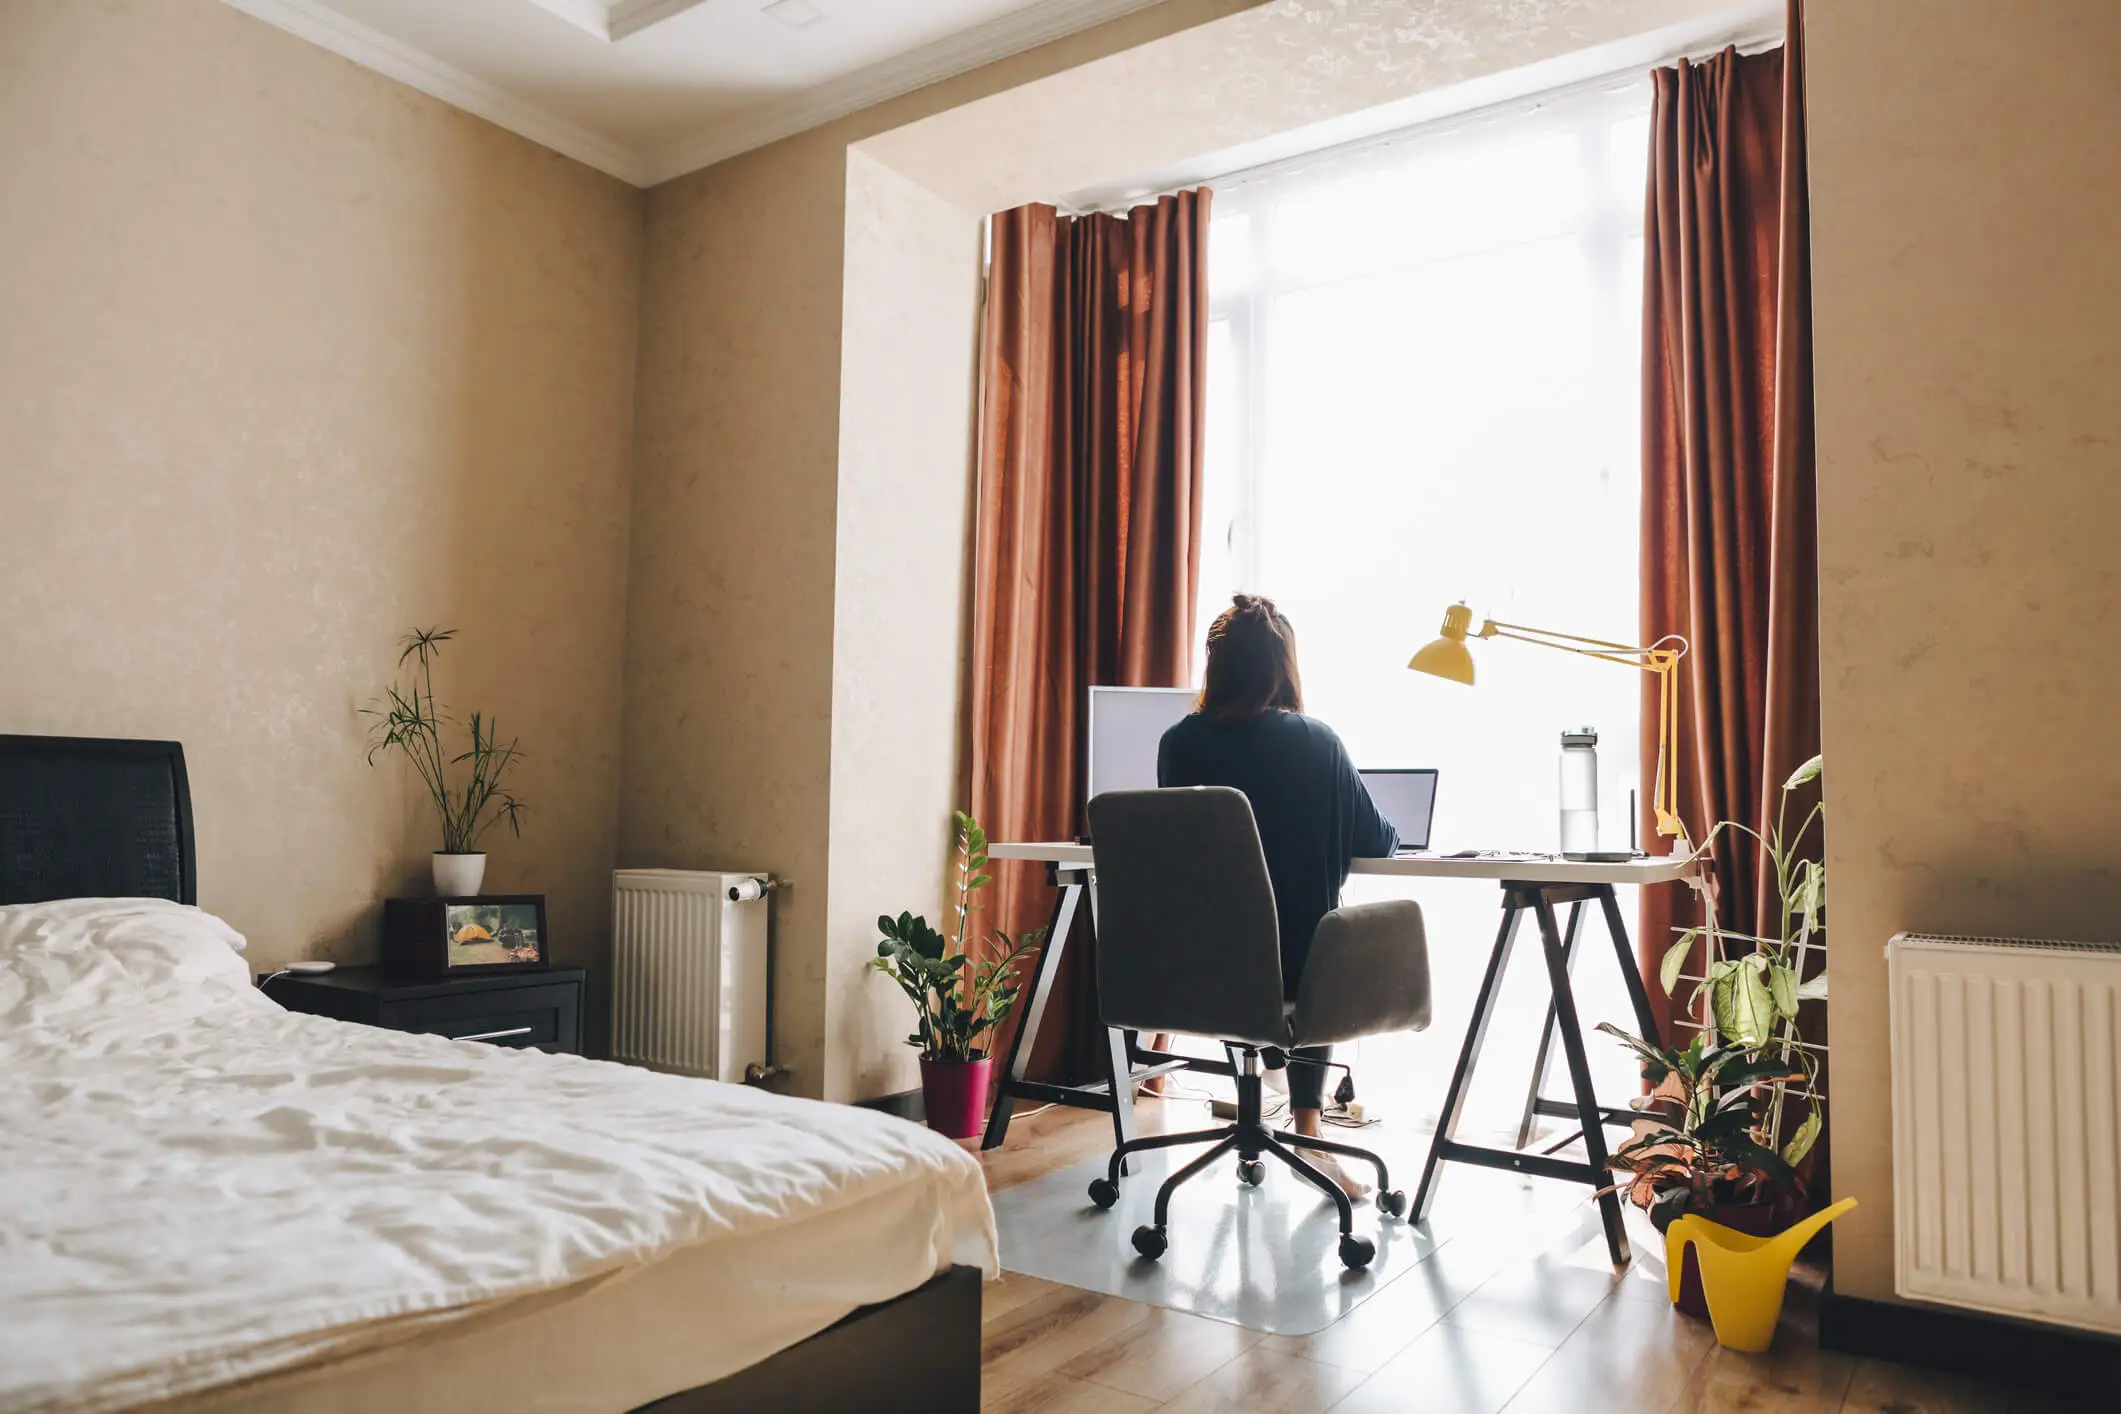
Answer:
[[0, 899, 997, 1414]]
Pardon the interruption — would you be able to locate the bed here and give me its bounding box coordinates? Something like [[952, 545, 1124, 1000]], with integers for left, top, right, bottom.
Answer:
[[0, 735, 991, 1414]]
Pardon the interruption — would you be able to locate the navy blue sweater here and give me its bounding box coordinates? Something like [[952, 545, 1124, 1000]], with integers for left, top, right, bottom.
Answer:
[[1157, 709, 1397, 994]]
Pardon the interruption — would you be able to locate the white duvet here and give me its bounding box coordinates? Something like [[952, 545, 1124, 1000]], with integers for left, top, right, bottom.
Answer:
[[0, 899, 997, 1414]]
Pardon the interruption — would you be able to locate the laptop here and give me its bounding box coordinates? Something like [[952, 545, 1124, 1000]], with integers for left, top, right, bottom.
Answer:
[[1359, 768, 1438, 854]]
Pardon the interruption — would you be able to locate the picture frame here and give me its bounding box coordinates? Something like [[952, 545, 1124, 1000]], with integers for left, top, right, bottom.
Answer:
[[382, 895, 548, 977]]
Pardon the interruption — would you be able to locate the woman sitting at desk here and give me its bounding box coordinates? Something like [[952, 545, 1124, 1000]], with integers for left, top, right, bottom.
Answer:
[[1158, 593, 1397, 1200]]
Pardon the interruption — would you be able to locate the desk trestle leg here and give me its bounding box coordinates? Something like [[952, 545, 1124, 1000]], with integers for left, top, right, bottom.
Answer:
[[1412, 880, 1641, 1268], [1531, 892, 1630, 1266], [980, 872, 1086, 1154], [1516, 888, 1667, 1148], [1411, 902, 1523, 1225], [979, 866, 1184, 1168], [1513, 900, 1588, 1150]]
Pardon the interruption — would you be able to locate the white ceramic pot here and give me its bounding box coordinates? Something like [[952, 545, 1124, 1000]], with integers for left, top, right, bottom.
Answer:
[[431, 852, 487, 897]]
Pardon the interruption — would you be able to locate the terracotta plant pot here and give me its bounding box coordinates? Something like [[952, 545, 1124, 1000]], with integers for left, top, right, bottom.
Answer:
[[919, 1055, 994, 1140], [1675, 1200, 1778, 1318]]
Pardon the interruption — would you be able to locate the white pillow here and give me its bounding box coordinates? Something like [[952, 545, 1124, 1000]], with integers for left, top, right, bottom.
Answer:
[[0, 898, 254, 1030]]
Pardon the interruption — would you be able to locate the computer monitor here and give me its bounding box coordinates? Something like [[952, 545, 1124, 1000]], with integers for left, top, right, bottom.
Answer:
[[1359, 768, 1439, 852], [1086, 686, 1197, 804]]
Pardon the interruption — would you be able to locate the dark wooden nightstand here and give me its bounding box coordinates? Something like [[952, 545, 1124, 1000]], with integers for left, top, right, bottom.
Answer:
[[262, 965, 585, 1055]]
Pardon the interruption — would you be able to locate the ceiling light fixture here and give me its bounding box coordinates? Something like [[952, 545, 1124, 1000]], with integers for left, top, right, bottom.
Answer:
[[524, 0, 718, 43], [762, 0, 828, 30], [607, 0, 717, 42]]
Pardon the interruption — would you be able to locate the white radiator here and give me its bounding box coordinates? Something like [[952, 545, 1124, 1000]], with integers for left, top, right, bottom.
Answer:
[[612, 869, 770, 1084], [1889, 931, 2121, 1334]]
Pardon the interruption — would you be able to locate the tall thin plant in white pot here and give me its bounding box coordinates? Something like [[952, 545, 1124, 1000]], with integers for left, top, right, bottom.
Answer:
[[365, 627, 525, 896]]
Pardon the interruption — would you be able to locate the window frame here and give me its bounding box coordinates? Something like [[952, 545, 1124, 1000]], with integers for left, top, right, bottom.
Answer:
[[1202, 78, 1656, 624]]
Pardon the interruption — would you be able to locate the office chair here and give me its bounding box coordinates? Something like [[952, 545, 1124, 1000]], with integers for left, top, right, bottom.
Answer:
[[1084, 786, 1432, 1270]]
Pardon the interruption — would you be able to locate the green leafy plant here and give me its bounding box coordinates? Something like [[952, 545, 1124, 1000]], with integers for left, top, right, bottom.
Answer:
[[363, 627, 525, 853], [871, 812, 1042, 1063], [1656, 753, 1827, 1168], [1599, 1024, 1808, 1232]]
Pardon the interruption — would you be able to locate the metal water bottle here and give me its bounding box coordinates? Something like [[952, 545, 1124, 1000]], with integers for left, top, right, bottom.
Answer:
[[1560, 727, 1599, 855]]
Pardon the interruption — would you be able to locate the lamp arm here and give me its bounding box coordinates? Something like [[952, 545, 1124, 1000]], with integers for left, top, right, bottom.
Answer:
[[1483, 619, 1643, 654], [1484, 622, 1688, 673]]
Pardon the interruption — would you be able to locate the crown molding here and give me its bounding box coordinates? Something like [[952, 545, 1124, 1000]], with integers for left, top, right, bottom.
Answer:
[[219, 0, 1165, 190], [639, 0, 1169, 185], [218, 0, 649, 185]]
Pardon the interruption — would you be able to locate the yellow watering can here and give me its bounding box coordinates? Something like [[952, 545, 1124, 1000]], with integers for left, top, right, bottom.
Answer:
[[1665, 1197, 1858, 1352]]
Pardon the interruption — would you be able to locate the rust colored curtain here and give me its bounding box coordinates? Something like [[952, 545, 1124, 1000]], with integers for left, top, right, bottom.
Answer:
[[967, 191, 1210, 1082], [1639, 10, 1817, 1043]]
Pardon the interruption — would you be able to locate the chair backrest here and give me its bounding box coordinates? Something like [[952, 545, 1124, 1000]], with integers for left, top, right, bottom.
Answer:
[[1086, 787, 1289, 1049]]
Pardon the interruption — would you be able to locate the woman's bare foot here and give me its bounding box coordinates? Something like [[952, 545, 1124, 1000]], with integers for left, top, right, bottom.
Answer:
[[1289, 1110, 1372, 1201], [1303, 1150, 1373, 1203]]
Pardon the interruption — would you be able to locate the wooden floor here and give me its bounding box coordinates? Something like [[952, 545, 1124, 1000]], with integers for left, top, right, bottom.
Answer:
[[970, 1100, 2087, 1414]]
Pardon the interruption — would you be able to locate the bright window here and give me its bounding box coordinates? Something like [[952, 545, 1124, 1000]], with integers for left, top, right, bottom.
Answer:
[[1200, 80, 1654, 1134]]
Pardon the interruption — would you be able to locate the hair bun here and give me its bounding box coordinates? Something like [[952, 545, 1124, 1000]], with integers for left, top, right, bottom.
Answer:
[[1199, 594, 1302, 722]]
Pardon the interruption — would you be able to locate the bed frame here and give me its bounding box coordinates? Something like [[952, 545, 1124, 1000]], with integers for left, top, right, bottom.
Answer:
[[0, 733, 983, 1414], [0, 734, 196, 906]]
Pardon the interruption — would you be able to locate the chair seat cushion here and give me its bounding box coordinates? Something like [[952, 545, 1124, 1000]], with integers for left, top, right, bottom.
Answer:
[[1289, 900, 1431, 1046]]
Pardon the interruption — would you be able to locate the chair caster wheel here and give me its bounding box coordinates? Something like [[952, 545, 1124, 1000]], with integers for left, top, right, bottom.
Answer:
[[1088, 1178, 1119, 1210], [1132, 1225, 1168, 1260], [1378, 1189, 1408, 1219], [1237, 1159, 1266, 1187], [1339, 1234, 1377, 1270]]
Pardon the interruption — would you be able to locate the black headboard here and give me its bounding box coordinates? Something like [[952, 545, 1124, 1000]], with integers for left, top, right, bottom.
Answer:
[[0, 736, 196, 906]]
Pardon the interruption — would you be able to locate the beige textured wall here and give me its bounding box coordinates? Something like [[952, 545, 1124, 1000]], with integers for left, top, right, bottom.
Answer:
[[624, 126, 846, 1088], [824, 150, 985, 1100], [0, 0, 643, 1019], [1808, 0, 2121, 1300]]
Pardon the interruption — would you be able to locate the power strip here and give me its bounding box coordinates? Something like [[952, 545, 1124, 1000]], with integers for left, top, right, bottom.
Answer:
[[1207, 1097, 1381, 1124]]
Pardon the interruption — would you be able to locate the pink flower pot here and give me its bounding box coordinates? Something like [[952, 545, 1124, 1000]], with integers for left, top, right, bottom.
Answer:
[[920, 1056, 994, 1140]]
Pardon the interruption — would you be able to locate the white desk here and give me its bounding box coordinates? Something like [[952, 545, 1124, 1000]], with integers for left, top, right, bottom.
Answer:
[[982, 841, 1702, 1266], [991, 842, 1698, 887]]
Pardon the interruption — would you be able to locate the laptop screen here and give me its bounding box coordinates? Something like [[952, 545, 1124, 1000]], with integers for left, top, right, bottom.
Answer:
[[1359, 769, 1438, 852]]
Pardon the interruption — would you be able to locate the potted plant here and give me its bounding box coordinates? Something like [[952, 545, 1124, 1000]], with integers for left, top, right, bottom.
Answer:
[[1656, 754, 1829, 1185], [871, 812, 1041, 1139], [364, 627, 525, 896], [1604, 753, 1832, 1321], [1598, 1025, 1807, 1315]]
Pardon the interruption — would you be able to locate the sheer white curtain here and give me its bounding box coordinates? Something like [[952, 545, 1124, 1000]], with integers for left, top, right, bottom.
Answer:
[[1198, 81, 1653, 1136]]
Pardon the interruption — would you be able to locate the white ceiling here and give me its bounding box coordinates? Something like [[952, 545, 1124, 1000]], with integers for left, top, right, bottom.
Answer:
[[221, 0, 1167, 186]]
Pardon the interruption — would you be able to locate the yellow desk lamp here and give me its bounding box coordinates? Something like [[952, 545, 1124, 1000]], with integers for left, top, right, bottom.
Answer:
[[1409, 603, 1691, 847]]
